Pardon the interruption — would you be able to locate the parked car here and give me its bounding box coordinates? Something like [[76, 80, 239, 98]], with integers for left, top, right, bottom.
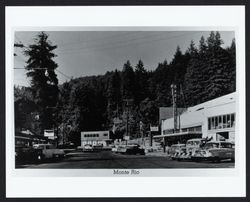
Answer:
[[169, 144, 186, 160], [58, 142, 76, 153], [15, 146, 43, 164], [83, 144, 94, 152], [111, 145, 118, 153], [177, 138, 207, 160], [116, 145, 127, 153], [93, 144, 103, 151], [124, 144, 145, 155], [33, 144, 65, 161], [191, 141, 235, 162]]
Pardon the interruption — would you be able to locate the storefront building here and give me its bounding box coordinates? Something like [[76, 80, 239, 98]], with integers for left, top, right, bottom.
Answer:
[[81, 131, 111, 147], [155, 92, 236, 144]]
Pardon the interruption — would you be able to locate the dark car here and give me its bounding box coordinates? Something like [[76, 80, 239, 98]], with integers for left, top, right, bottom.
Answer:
[[191, 141, 235, 162], [15, 146, 43, 164], [58, 143, 76, 154], [125, 144, 145, 155]]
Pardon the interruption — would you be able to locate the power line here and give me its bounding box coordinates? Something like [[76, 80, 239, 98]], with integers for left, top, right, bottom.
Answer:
[[55, 69, 71, 80], [13, 67, 72, 80]]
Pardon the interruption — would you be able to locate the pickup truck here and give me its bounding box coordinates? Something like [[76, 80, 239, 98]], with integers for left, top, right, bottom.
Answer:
[[33, 144, 65, 161]]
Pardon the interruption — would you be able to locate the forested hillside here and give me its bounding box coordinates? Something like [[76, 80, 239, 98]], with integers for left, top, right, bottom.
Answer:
[[14, 31, 236, 145]]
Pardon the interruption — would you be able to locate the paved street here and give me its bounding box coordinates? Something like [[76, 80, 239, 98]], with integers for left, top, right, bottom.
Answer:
[[16, 150, 234, 169]]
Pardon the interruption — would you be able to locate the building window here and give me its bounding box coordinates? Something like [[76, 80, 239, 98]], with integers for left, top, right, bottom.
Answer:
[[182, 126, 201, 132], [208, 118, 211, 130], [211, 117, 215, 129], [215, 116, 218, 129], [231, 113, 235, 127], [195, 126, 202, 132], [208, 113, 235, 130], [182, 128, 188, 132], [227, 114, 231, 128], [223, 115, 227, 128], [218, 116, 222, 129]]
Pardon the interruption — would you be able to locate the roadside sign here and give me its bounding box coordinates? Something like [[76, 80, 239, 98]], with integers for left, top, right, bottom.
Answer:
[[44, 129, 54, 137], [150, 126, 158, 132]]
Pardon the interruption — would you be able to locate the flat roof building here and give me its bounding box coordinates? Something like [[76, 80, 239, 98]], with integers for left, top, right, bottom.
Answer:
[[81, 131, 111, 147], [155, 92, 236, 145]]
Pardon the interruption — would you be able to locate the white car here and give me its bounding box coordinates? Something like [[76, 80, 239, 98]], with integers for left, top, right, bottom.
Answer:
[[83, 144, 94, 152], [33, 144, 65, 161]]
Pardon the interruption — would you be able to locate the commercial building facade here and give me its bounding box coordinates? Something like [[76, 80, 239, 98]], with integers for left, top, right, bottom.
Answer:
[[156, 92, 236, 144], [81, 131, 111, 147]]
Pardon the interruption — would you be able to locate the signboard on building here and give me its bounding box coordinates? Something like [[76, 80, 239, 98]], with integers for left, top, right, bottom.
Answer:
[[150, 126, 159, 132], [44, 129, 54, 137]]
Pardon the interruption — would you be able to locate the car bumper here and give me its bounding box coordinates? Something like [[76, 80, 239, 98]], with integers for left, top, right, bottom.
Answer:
[[191, 156, 215, 161]]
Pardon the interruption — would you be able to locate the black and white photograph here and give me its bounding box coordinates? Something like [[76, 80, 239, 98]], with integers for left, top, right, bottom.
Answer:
[[14, 30, 236, 169], [5, 5, 246, 198]]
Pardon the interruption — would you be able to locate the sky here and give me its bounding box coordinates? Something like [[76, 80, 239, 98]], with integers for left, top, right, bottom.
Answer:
[[14, 30, 235, 87]]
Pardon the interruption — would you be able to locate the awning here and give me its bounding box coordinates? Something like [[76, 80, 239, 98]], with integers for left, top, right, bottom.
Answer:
[[15, 136, 31, 140], [153, 131, 202, 139]]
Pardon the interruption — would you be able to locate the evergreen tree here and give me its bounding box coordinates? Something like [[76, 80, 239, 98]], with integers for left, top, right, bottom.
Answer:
[[106, 70, 122, 120], [227, 39, 236, 92], [134, 60, 148, 104], [152, 60, 172, 107], [204, 31, 232, 100], [170, 46, 190, 107], [24, 32, 59, 132], [184, 40, 205, 106], [170, 46, 189, 85], [121, 60, 135, 99], [14, 86, 37, 132]]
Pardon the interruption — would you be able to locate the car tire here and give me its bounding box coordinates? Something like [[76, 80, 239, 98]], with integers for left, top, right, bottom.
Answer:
[[212, 157, 220, 163], [194, 158, 201, 162]]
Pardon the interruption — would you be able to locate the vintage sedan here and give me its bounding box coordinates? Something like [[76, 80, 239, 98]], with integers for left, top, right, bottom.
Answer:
[[15, 146, 43, 164], [176, 138, 207, 160], [169, 144, 186, 160], [83, 144, 94, 152], [191, 141, 235, 162], [33, 144, 65, 160], [124, 144, 145, 155]]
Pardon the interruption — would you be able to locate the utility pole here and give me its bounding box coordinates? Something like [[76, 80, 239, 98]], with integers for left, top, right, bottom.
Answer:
[[140, 121, 143, 146], [123, 99, 133, 144], [171, 84, 178, 133]]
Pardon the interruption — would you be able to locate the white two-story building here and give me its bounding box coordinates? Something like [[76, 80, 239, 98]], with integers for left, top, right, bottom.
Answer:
[[155, 92, 236, 145], [81, 130, 111, 147]]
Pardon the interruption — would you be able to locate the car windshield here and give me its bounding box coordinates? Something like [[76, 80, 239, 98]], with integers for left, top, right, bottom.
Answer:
[[46, 145, 55, 149], [187, 141, 200, 146], [33, 145, 44, 149], [220, 143, 232, 148]]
